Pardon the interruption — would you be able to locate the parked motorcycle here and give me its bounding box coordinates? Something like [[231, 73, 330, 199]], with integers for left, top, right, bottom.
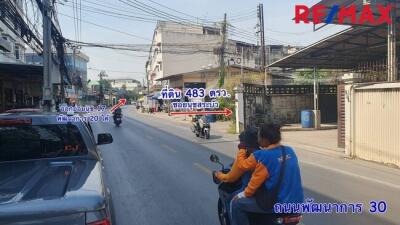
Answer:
[[191, 115, 211, 139], [210, 154, 302, 225]]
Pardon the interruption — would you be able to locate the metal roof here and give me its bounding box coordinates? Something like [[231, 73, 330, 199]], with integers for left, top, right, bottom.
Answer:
[[267, 25, 390, 69]]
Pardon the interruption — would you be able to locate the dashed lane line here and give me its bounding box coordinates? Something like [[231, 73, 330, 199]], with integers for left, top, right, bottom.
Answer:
[[161, 144, 178, 153], [193, 162, 212, 175]]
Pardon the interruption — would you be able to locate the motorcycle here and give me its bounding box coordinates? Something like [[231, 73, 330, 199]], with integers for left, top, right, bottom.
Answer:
[[191, 115, 210, 139], [113, 113, 122, 127], [210, 154, 302, 225]]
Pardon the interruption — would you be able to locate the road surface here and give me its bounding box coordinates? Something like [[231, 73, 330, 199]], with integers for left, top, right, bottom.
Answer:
[[93, 106, 399, 225]]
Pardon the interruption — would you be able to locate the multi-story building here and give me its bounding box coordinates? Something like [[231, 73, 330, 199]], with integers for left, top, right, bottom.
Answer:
[[26, 48, 90, 102], [266, 45, 303, 65], [146, 21, 259, 91], [0, 0, 42, 112], [65, 49, 90, 99]]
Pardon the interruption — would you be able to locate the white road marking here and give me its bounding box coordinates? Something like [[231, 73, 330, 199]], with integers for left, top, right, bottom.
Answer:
[[301, 160, 400, 190], [193, 162, 212, 175], [161, 144, 178, 153]]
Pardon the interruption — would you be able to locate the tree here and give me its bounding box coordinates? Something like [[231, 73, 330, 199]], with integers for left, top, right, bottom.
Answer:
[[121, 84, 127, 91]]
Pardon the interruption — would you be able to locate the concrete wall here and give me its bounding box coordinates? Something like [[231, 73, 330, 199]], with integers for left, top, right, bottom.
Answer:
[[162, 32, 220, 77], [269, 95, 313, 124]]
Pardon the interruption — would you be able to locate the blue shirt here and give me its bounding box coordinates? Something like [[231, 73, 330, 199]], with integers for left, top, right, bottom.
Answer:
[[253, 146, 304, 204]]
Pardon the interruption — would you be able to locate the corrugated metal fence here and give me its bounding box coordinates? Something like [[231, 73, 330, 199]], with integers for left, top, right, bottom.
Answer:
[[353, 85, 400, 167]]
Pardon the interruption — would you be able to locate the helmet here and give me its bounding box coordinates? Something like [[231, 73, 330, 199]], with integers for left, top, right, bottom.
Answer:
[[244, 127, 259, 149]]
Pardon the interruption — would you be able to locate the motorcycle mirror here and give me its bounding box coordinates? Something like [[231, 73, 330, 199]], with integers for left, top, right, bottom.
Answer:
[[210, 154, 220, 163]]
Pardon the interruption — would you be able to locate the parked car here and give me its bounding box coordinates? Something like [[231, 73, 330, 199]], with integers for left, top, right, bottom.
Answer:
[[0, 112, 115, 225]]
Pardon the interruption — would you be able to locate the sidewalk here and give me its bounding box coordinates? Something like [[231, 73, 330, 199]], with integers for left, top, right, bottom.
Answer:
[[137, 110, 343, 154]]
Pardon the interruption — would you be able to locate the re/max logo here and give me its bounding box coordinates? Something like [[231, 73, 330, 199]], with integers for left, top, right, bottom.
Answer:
[[295, 4, 395, 25]]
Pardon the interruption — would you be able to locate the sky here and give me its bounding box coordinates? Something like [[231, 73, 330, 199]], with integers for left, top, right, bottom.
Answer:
[[56, 0, 347, 82]]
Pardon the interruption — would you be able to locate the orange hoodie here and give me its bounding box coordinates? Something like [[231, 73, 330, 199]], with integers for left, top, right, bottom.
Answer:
[[215, 151, 246, 183]]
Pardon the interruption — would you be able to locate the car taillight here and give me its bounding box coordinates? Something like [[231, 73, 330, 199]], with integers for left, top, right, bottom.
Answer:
[[87, 218, 110, 225]]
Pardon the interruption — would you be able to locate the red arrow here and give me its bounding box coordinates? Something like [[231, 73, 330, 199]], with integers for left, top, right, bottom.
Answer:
[[110, 99, 127, 112], [170, 108, 233, 117]]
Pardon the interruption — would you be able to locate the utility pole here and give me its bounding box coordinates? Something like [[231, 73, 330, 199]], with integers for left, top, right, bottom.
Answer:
[[258, 4, 266, 69], [98, 71, 107, 105], [258, 4, 267, 86], [387, 3, 397, 82], [219, 13, 227, 87], [241, 46, 244, 81], [42, 0, 53, 112]]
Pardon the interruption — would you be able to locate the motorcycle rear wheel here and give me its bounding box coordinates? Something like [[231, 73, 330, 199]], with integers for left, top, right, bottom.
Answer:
[[205, 129, 210, 139]]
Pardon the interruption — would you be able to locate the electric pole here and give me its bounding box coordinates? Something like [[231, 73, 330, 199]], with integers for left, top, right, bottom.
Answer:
[[258, 3, 268, 86], [258, 3, 266, 69], [99, 71, 107, 104], [42, 0, 53, 112], [388, 3, 397, 82], [219, 13, 227, 87]]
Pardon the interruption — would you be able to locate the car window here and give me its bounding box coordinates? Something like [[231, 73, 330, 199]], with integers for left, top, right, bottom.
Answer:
[[0, 124, 88, 162]]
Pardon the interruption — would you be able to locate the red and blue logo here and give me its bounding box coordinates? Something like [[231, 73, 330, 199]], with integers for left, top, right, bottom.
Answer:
[[295, 4, 394, 25]]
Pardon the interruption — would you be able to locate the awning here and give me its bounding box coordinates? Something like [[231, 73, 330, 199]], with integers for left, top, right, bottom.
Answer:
[[0, 62, 43, 78], [267, 26, 390, 69]]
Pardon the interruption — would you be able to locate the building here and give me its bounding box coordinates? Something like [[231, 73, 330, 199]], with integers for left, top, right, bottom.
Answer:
[[65, 48, 90, 95], [0, 0, 42, 112], [266, 0, 400, 167], [26, 48, 90, 102], [110, 79, 140, 91], [146, 21, 259, 91], [266, 45, 303, 65]]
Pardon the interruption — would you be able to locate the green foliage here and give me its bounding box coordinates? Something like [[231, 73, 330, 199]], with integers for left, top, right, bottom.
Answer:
[[99, 79, 112, 90], [217, 97, 235, 121]]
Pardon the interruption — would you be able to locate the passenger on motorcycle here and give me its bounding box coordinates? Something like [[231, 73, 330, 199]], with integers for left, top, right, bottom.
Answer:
[[231, 123, 304, 225]]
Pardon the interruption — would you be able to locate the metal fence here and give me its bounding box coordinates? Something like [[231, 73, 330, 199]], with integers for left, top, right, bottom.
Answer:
[[242, 83, 338, 128]]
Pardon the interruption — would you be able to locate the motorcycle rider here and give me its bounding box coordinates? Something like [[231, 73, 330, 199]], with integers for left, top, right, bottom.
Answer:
[[214, 127, 259, 181], [230, 123, 304, 225], [214, 127, 260, 219], [113, 107, 122, 121]]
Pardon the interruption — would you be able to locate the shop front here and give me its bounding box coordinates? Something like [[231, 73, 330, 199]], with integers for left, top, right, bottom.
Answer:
[[0, 63, 42, 112]]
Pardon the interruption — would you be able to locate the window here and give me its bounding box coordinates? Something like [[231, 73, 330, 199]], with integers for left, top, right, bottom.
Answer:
[[15, 45, 20, 59], [158, 62, 162, 71], [0, 124, 88, 162]]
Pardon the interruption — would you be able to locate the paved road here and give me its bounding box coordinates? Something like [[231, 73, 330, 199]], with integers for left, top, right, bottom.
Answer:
[[93, 107, 399, 225]]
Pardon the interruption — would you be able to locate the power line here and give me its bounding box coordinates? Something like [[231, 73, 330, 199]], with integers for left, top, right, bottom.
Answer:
[[58, 12, 151, 41], [119, 0, 195, 25], [145, 0, 211, 24], [58, 1, 159, 23]]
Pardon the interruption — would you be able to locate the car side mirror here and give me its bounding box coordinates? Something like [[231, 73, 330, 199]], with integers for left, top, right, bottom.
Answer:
[[97, 133, 113, 145], [210, 154, 225, 170], [210, 154, 220, 163]]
